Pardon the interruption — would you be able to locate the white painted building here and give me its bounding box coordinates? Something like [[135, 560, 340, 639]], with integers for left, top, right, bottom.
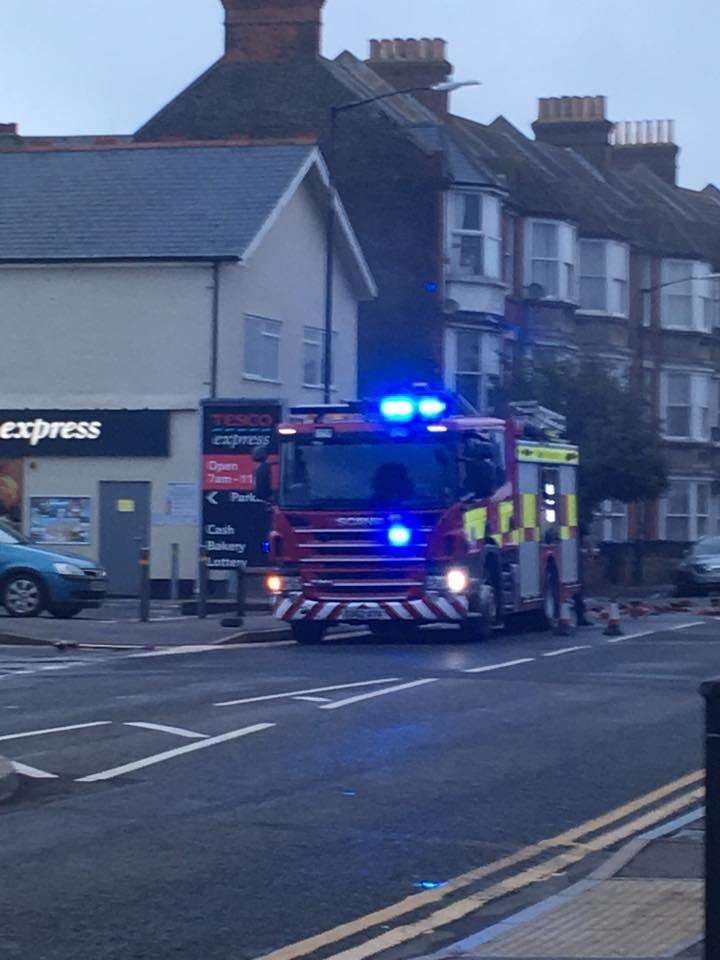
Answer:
[[0, 143, 375, 594]]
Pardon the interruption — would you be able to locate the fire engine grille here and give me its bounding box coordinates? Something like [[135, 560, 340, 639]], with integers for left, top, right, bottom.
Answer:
[[294, 523, 434, 601]]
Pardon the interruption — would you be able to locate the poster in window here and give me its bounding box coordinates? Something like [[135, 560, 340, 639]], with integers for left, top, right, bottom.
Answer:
[[0, 459, 23, 529], [30, 497, 92, 545]]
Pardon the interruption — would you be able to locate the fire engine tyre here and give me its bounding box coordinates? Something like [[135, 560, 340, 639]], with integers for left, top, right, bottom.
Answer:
[[458, 566, 501, 643], [291, 623, 328, 645], [541, 566, 561, 630]]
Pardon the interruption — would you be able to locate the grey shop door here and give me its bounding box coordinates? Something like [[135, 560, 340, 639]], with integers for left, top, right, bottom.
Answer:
[[99, 482, 151, 596]]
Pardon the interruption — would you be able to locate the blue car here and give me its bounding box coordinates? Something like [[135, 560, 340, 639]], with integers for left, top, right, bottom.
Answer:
[[0, 520, 108, 618]]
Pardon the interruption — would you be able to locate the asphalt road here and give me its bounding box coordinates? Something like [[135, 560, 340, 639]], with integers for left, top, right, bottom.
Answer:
[[0, 615, 715, 960]]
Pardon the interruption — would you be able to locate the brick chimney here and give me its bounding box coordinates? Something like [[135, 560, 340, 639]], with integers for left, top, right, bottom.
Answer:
[[610, 119, 679, 185], [366, 38, 452, 116], [221, 0, 325, 62], [0, 123, 20, 147], [532, 96, 614, 169]]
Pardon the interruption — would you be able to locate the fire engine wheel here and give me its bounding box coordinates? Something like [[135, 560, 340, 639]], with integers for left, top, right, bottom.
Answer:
[[458, 567, 501, 643], [542, 566, 561, 630], [291, 622, 328, 645]]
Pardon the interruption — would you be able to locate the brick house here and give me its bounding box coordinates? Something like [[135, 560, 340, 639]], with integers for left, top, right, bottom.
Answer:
[[3, 0, 719, 545]]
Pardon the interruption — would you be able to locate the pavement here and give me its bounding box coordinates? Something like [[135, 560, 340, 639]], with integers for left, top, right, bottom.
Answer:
[[420, 814, 705, 959], [0, 613, 714, 960]]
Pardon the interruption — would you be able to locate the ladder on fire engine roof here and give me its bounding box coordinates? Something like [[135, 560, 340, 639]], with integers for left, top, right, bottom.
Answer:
[[509, 402, 568, 441]]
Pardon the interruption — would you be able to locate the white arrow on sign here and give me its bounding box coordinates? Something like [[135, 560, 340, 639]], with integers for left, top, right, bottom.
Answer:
[[206, 492, 219, 506]]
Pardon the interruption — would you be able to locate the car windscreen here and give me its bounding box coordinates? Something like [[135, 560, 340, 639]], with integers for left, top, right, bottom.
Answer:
[[695, 537, 720, 556], [0, 522, 28, 545], [280, 436, 458, 508]]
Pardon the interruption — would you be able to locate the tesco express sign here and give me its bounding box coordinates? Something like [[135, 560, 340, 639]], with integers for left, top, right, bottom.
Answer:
[[0, 410, 170, 458]]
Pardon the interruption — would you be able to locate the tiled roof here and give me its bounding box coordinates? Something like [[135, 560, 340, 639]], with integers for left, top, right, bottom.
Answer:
[[447, 114, 720, 263], [0, 143, 315, 261]]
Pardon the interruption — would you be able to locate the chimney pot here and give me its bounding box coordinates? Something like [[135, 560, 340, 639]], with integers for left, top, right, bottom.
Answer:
[[365, 35, 452, 116]]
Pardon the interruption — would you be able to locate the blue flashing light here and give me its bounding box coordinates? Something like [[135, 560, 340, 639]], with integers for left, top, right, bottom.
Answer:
[[388, 524, 412, 548], [380, 396, 416, 423], [417, 396, 447, 420]]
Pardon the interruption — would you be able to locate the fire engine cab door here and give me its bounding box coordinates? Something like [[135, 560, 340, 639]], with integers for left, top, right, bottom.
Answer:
[[518, 462, 541, 599]]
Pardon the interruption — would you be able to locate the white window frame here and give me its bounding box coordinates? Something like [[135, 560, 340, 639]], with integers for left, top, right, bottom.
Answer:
[[593, 500, 629, 542], [243, 315, 282, 383], [525, 219, 578, 303], [448, 191, 504, 282], [661, 478, 717, 541], [302, 326, 335, 390], [661, 260, 718, 333], [579, 239, 630, 317], [660, 368, 714, 442], [445, 326, 501, 414]]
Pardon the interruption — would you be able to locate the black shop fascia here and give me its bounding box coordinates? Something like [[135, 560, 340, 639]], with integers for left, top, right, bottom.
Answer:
[[0, 410, 170, 458]]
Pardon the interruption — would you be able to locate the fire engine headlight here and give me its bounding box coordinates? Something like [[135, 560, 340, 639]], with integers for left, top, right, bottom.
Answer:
[[266, 574, 284, 594], [446, 568, 470, 594]]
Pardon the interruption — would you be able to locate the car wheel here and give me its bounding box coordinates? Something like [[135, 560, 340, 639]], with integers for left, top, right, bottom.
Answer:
[[3, 573, 46, 618], [49, 607, 83, 619]]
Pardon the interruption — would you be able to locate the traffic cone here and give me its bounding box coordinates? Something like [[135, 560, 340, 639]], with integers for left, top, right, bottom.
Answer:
[[604, 601, 624, 637], [555, 601, 574, 637]]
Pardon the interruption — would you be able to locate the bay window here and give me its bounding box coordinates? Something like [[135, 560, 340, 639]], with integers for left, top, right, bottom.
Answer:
[[593, 500, 629, 542], [526, 220, 578, 302], [449, 192, 503, 281], [579, 240, 629, 316], [661, 370, 713, 441], [446, 327, 501, 413], [662, 479, 716, 541], [661, 260, 718, 332]]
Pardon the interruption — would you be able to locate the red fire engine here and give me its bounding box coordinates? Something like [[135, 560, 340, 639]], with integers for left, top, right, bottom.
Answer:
[[263, 390, 580, 644]]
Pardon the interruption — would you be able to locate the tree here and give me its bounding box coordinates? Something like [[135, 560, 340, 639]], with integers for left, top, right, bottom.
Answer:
[[509, 358, 668, 529]]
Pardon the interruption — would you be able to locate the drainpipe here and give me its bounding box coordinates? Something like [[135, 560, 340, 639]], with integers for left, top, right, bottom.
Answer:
[[210, 261, 221, 399]]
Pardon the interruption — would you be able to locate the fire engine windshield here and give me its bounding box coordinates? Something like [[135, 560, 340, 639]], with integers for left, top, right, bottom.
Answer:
[[280, 437, 458, 508]]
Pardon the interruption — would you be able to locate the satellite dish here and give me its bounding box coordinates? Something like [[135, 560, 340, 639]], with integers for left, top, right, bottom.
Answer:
[[442, 298, 460, 315]]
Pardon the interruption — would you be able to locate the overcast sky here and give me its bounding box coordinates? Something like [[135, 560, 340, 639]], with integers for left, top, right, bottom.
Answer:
[[1, 0, 717, 189]]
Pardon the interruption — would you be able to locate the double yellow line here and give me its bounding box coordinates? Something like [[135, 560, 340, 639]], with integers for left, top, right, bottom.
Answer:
[[255, 771, 704, 960]]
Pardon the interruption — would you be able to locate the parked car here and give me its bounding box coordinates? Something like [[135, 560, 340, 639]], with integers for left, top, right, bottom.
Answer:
[[0, 520, 107, 618], [674, 537, 720, 596]]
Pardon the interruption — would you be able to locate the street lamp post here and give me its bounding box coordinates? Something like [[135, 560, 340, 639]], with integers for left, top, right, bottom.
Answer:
[[322, 79, 480, 403]]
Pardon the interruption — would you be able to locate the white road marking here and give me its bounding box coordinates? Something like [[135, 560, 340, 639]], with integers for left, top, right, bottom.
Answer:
[[606, 622, 705, 645], [215, 678, 400, 708], [12, 761, 58, 779], [543, 646, 591, 658], [0, 721, 112, 743], [464, 659, 535, 674], [293, 696, 332, 703], [320, 679, 438, 710], [124, 722, 208, 740], [607, 629, 654, 644], [129, 641, 297, 658], [76, 723, 274, 783]]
